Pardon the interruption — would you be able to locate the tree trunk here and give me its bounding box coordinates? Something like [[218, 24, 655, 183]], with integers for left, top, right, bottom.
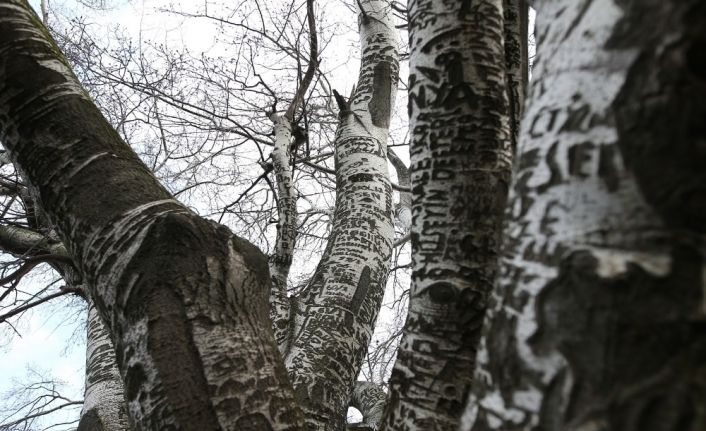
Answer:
[[78, 301, 130, 431], [466, 1, 706, 430], [282, 1, 398, 429], [503, 0, 528, 152], [381, 0, 512, 430], [269, 112, 298, 357], [0, 2, 305, 430]]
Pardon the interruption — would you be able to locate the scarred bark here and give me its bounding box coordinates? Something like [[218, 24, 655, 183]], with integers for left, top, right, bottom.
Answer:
[[381, 0, 512, 430], [466, 1, 706, 430], [0, 2, 305, 430], [269, 113, 298, 357], [283, 1, 398, 430]]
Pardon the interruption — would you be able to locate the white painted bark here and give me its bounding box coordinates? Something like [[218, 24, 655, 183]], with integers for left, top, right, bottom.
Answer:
[[0, 2, 305, 429], [283, 1, 398, 429], [381, 0, 512, 430], [465, 1, 706, 430]]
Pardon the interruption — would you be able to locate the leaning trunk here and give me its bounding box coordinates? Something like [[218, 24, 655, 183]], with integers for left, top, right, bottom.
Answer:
[[467, 1, 706, 430], [0, 2, 305, 430]]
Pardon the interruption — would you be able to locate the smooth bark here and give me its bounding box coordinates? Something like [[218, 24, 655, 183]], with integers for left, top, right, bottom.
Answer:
[[0, 2, 305, 430], [381, 0, 512, 430], [466, 1, 706, 430]]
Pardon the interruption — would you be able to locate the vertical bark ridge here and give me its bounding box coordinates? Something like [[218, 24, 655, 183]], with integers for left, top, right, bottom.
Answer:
[[283, 1, 398, 430], [381, 0, 512, 430], [503, 0, 529, 152], [0, 2, 305, 430], [466, 1, 706, 430]]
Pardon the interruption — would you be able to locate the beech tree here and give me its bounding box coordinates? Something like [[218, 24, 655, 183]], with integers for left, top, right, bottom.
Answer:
[[2, 0, 702, 431]]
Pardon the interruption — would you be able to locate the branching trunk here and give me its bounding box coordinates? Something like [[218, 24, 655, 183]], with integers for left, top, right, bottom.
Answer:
[[381, 0, 512, 430], [283, 1, 399, 429], [0, 2, 305, 430], [466, 1, 706, 430]]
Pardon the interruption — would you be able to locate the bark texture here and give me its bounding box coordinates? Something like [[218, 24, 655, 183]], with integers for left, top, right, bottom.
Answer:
[[282, 1, 398, 430], [466, 1, 706, 430], [269, 113, 297, 357], [380, 0, 512, 430], [503, 0, 528, 151], [79, 301, 130, 431], [0, 2, 305, 430]]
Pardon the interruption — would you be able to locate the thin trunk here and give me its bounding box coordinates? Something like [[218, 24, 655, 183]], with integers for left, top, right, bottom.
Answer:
[[466, 1, 706, 430], [269, 0, 318, 358], [0, 2, 305, 430], [268, 113, 298, 357], [283, 1, 398, 429], [79, 301, 130, 431], [381, 0, 512, 430]]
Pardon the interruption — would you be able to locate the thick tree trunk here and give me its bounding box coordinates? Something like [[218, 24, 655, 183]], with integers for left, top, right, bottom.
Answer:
[[466, 1, 706, 430], [283, 1, 398, 430], [380, 0, 512, 430], [0, 2, 305, 430], [79, 301, 130, 431]]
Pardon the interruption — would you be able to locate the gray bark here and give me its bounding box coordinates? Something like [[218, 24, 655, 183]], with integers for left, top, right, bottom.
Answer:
[[466, 1, 706, 430], [282, 1, 399, 429], [381, 0, 512, 430], [0, 2, 305, 430]]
